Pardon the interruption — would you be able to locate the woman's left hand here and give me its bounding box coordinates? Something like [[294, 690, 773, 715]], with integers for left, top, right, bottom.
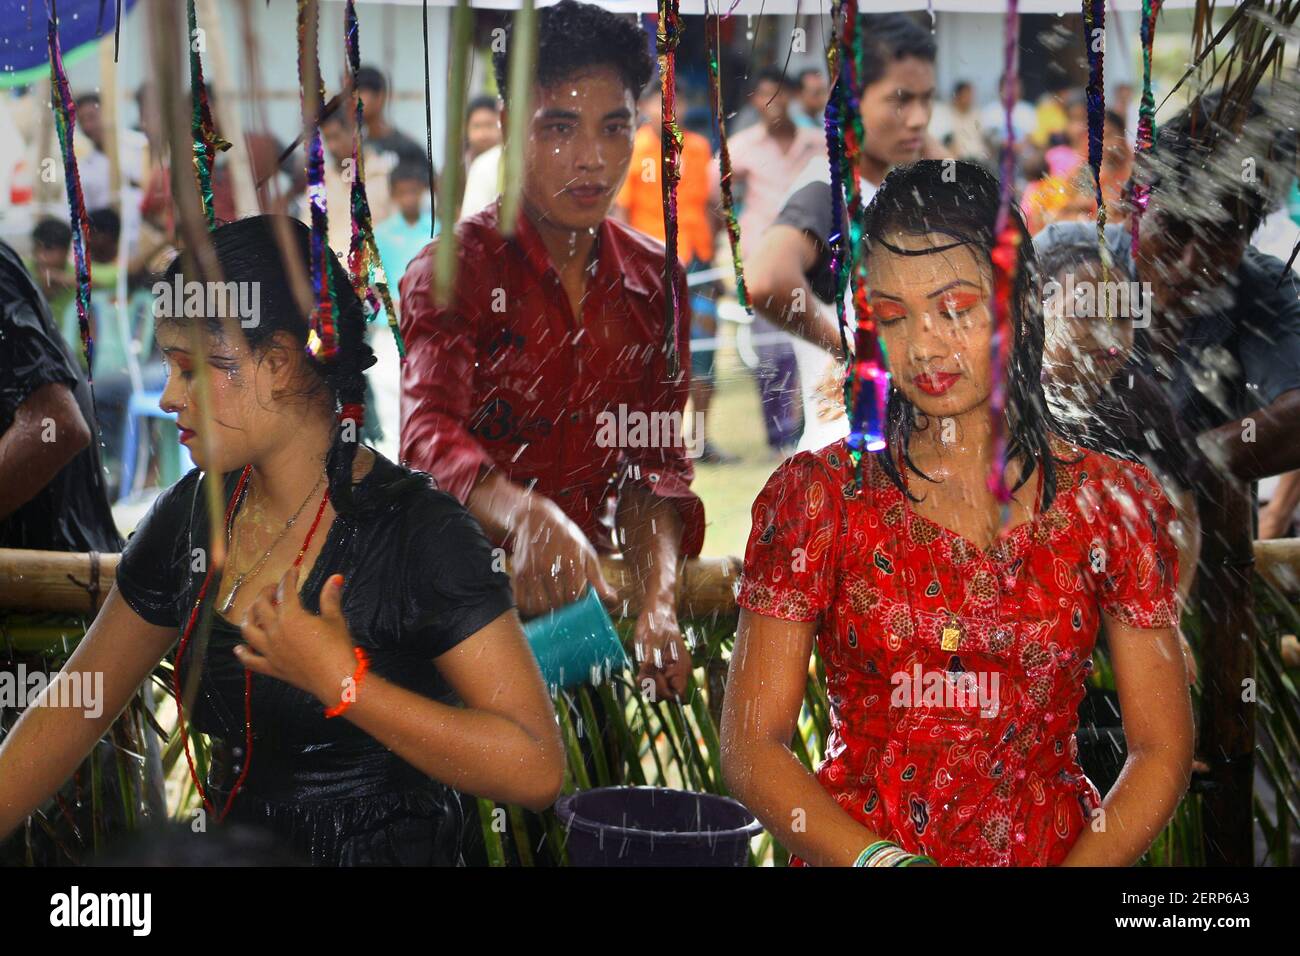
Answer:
[[236, 567, 358, 707]]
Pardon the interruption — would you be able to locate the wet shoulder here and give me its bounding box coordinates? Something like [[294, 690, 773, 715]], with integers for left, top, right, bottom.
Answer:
[[1046, 433, 1166, 518]]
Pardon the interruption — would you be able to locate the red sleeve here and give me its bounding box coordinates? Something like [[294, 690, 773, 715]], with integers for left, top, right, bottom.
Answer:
[[618, 271, 707, 557], [736, 453, 841, 623], [1092, 459, 1180, 630], [397, 238, 496, 504]]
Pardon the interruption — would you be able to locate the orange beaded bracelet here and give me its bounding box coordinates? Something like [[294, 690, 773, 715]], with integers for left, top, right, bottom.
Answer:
[[324, 647, 371, 718]]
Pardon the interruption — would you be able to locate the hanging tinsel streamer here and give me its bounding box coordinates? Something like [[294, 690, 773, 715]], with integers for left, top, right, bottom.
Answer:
[[656, 0, 684, 379], [707, 3, 749, 312], [1130, 0, 1161, 257], [832, 0, 889, 488], [823, 0, 849, 362], [187, 0, 232, 229], [987, 0, 1021, 508], [344, 0, 405, 357], [46, 1, 95, 381], [1081, 0, 1113, 302], [297, 0, 339, 361]]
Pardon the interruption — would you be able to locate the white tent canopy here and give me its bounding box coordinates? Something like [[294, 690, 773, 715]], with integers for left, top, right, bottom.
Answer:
[[343, 0, 1219, 14]]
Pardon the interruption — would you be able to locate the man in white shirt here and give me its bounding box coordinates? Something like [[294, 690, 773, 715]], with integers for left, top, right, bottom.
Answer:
[[745, 14, 937, 453]]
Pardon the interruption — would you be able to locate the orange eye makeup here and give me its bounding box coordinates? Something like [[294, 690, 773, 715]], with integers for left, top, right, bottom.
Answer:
[[871, 299, 907, 320], [938, 291, 981, 314]]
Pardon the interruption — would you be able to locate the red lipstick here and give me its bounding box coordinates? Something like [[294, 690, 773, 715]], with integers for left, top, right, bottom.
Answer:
[[914, 371, 962, 396]]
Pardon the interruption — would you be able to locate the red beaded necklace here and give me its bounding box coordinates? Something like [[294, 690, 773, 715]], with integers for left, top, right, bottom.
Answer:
[[172, 464, 332, 823]]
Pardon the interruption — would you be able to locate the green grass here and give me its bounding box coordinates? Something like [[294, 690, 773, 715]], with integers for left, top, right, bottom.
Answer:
[[692, 343, 791, 559]]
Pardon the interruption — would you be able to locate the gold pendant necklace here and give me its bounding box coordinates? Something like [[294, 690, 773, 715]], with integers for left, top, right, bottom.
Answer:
[[899, 449, 969, 653], [941, 612, 963, 651], [218, 472, 326, 615]]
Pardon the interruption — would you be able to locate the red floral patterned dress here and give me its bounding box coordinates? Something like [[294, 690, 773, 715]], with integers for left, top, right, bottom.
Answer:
[[736, 435, 1179, 867]]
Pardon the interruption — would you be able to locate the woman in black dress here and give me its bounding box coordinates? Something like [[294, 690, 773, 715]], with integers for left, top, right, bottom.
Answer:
[[0, 216, 564, 865]]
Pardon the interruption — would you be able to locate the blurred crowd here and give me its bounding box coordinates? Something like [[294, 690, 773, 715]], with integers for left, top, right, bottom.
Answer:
[[2, 11, 1299, 530]]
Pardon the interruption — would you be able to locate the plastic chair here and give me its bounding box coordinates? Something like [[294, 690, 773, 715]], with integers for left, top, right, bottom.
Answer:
[[118, 390, 193, 504]]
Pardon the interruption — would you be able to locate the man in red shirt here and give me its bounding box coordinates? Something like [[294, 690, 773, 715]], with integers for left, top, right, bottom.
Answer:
[[399, 0, 703, 700]]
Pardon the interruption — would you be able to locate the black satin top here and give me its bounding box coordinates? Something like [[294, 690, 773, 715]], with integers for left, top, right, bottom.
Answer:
[[116, 453, 515, 865]]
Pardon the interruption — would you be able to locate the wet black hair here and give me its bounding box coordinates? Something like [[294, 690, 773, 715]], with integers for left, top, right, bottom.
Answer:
[[32, 217, 72, 250], [857, 13, 936, 94], [1136, 89, 1299, 240], [158, 215, 372, 516], [492, 0, 653, 107], [861, 159, 1066, 511]]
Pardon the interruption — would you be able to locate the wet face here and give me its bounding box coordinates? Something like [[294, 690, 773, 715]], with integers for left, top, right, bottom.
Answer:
[[1042, 260, 1134, 389], [517, 66, 636, 233], [156, 320, 321, 473], [750, 79, 791, 128], [1136, 192, 1244, 333], [859, 58, 936, 170], [867, 233, 996, 420], [466, 105, 502, 158]]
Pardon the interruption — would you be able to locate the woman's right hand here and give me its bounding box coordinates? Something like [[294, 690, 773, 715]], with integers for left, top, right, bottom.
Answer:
[[509, 495, 618, 618]]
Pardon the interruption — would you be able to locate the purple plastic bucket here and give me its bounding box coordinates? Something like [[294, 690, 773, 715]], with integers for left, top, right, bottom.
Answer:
[[555, 786, 762, 867]]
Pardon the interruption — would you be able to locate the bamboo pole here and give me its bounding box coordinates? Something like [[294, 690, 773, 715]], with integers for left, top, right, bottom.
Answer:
[[5, 541, 1300, 622], [0, 547, 741, 618], [1195, 472, 1256, 867], [0, 549, 120, 615]]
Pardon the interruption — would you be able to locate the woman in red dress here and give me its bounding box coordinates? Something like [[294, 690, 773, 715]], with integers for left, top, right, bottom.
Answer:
[[720, 160, 1194, 867]]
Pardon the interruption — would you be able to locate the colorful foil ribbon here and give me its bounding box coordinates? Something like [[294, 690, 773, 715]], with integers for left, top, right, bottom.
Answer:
[[297, 0, 339, 361], [830, 0, 889, 487], [1130, 0, 1161, 257], [988, 0, 1021, 507], [656, 0, 683, 379], [344, 0, 405, 357], [46, 1, 94, 381], [187, 0, 231, 228], [707, 4, 748, 312], [1081, 0, 1112, 302]]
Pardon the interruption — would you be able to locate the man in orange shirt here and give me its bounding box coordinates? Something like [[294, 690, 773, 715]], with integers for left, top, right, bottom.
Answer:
[[614, 84, 732, 461]]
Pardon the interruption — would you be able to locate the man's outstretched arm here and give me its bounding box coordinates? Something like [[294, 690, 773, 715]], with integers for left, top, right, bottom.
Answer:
[[0, 382, 90, 520]]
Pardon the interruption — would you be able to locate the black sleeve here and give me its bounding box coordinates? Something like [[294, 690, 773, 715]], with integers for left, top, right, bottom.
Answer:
[[1238, 248, 1300, 408], [772, 180, 838, 304], [116, 470, 203, 629], [0, 282, 80, 430], [400, 495, 516, 659]]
